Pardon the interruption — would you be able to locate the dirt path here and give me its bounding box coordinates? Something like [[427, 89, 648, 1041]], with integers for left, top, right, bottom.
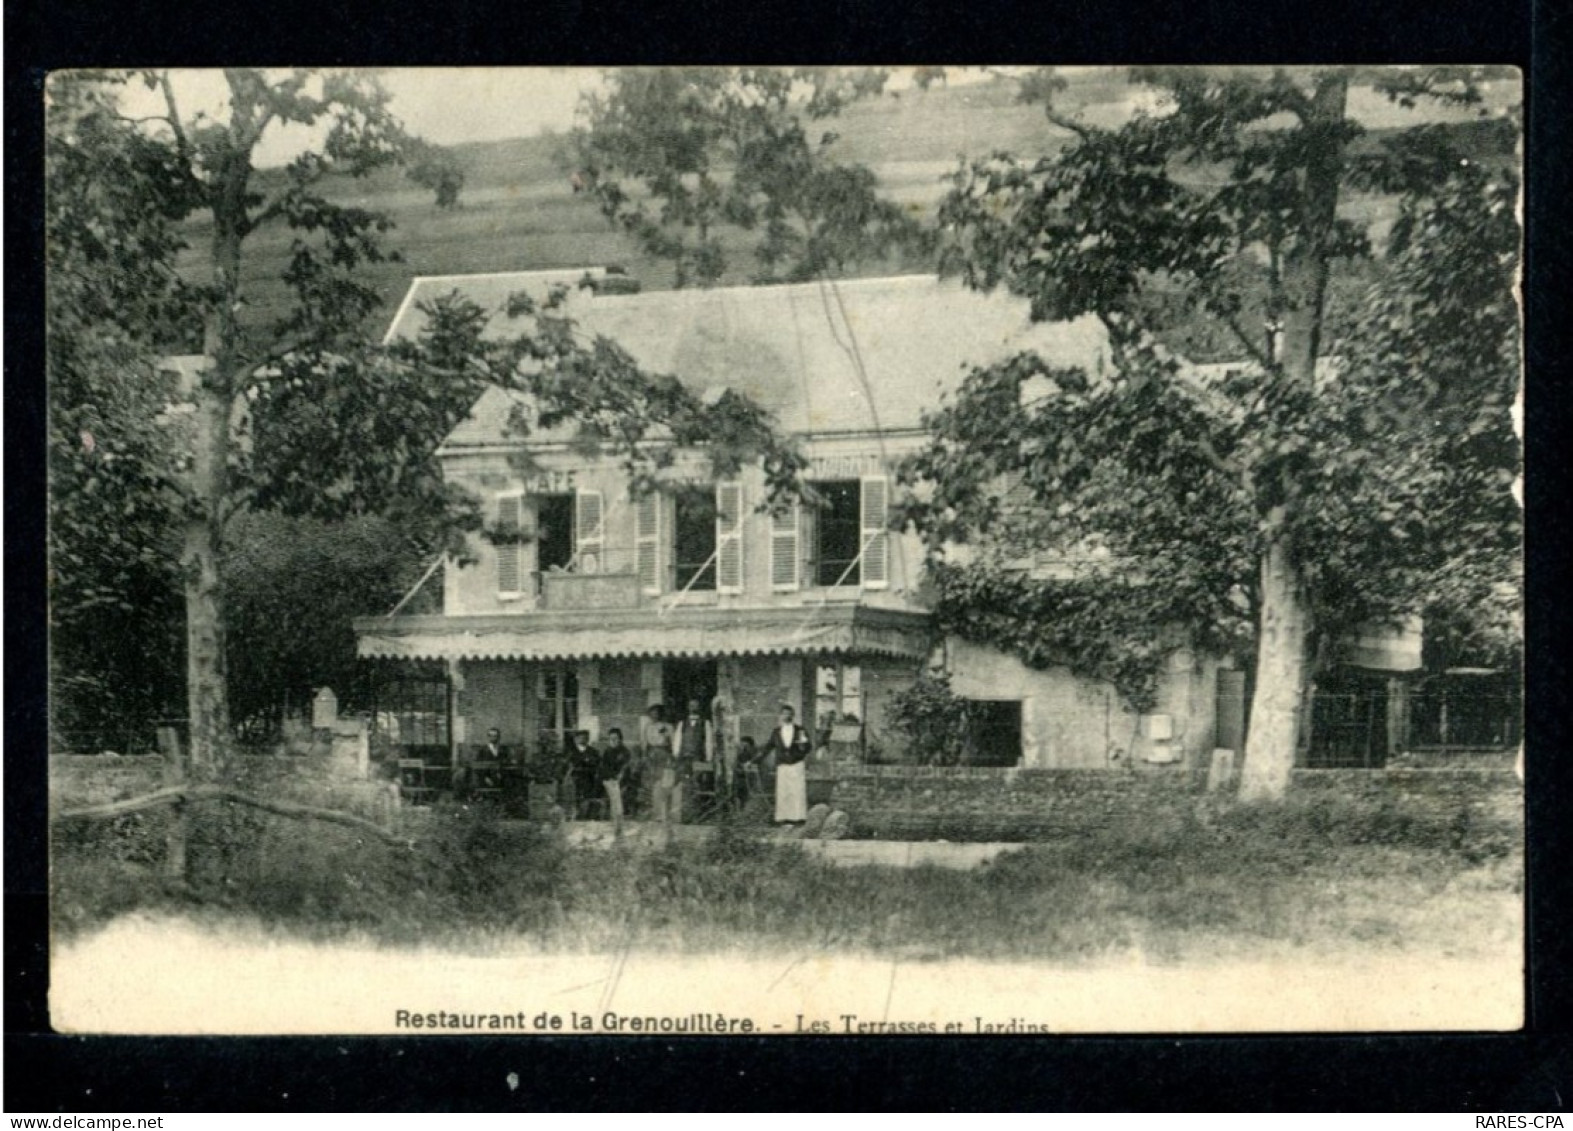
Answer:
[[51, 913, 1522, 1035]]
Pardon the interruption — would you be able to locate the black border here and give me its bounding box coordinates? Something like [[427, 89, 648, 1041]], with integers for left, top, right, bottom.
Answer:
[[9, 0, 1570, 1111]]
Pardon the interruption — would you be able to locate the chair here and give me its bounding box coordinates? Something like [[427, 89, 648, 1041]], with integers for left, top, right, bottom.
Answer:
[[397, 758, 436, 806], [691, 766, 720, 821], [470, 759, 503, 803]]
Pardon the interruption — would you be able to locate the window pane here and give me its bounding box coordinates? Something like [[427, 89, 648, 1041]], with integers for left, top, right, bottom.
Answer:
[[538, 494, 575, 572], [813, 480, 861, 586], [674, 490, 718, 591]]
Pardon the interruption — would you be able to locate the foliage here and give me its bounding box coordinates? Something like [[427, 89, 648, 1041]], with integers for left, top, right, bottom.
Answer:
[[403, 139, 466, 208], [571, 67, 924, 287], [903, 67, 1521, 791], [47, 70, 814, 767], [46, 74, 194, 749], [884, 673, 970, 765], [221, 512, 432, 731]]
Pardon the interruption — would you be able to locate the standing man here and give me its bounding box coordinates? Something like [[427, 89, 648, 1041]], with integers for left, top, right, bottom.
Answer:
[[599, 727, 632, 838], [671, 699, 715, 819]]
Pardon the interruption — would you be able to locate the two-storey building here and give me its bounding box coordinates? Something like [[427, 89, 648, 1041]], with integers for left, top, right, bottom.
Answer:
[[354, 270, 1225, 773]]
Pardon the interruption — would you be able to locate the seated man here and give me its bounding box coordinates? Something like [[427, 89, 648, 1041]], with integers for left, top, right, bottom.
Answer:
[[567, 730, 601, 820], [475, 726, 510, 764], [468, 727, 510, 797]]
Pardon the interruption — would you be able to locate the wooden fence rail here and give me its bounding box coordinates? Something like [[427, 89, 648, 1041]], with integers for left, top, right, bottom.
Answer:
[[52, 784, 412, 847]]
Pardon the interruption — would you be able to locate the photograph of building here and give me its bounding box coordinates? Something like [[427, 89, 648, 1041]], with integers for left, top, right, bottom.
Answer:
[[44, 66, 1525, 1042], [355, 270, 1224, 789]]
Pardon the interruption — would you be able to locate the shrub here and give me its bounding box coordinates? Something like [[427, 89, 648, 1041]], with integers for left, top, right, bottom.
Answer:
[[885, 673, 969, 765]]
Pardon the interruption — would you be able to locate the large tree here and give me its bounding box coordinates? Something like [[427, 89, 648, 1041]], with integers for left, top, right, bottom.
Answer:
[[904, 67, 1520, 799], [46, 74, 194, 750], [80, 69, 428, 770], [570, 66, 923, 286], [48, 69, 809, 774]]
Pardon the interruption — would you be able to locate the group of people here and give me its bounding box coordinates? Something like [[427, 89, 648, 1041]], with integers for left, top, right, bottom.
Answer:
[[455, 702, 814, 835]]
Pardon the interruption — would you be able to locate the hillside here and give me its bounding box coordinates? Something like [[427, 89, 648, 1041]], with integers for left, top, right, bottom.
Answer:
[[172, 72, 1518, 361]]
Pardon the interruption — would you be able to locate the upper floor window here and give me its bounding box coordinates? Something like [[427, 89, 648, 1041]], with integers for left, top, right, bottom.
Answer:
[[673, 489, 718, 592], [536, 494, 575, 573], [495, 488, 603, 597], [811, 480, 863, 587], [801, 476, 889, 590]]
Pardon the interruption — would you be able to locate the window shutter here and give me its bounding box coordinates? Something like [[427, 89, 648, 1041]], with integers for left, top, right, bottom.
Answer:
[[716, 481, 744, 594], [770, 502, 800, 592], [860, 476, 890, 590], [575, 489, 604, 573], [635, 492, 661, 595], [496, 493, 524, 596]]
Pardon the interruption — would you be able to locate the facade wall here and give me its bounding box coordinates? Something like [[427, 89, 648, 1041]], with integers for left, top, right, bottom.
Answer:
[[946, 639, 1221, 770], [439, 439, 929, 620], [588, 658, 650, 749], [450, 643, 1221, 772], [456, 661, 523, 750]]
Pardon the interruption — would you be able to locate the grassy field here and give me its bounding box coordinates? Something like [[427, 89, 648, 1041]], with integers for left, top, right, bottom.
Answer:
[[51, 791, 1521, 964]]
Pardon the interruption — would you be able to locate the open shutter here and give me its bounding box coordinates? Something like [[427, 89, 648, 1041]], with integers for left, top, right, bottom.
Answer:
[[770, 502, 800, 592], [496, 493, 524, 597], [860, 476, 890, 590], [635, 492, 661, 595], [575, 489, 604, 573], [716, 481, 744, 594]]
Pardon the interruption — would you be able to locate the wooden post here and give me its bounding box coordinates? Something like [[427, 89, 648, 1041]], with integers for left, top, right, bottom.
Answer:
[[157, 725, 187, 884]]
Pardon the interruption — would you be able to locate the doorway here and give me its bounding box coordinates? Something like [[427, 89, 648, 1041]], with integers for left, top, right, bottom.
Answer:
[[663, 659, 718, 720], [964, 700, 1023, 767]]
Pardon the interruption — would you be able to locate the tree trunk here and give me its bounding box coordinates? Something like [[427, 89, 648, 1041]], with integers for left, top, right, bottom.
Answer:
[[1238, 518, 1311, 801], [183, 135, 249, 770], [181, 382, 232, 771], [1237, 72, 1349, 802]]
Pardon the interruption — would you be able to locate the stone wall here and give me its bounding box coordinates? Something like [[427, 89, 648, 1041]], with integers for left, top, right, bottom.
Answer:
[[831, 761, 1524, 841], [830, 762, 1202, 840], [1290, 767, 1523, 828], [50, 753, 401, 831], [50, 755, 166, 809]]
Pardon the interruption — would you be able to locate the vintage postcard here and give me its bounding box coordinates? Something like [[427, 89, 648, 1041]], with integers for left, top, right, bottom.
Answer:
[[46, 65, 1524, 1035]]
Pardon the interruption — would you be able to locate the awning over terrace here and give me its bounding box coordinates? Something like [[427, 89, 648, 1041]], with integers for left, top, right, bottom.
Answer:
[[354, 604, 933, 663]]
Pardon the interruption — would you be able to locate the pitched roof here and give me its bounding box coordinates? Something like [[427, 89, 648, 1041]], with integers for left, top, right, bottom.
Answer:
[[384, 270, 1110, 445]]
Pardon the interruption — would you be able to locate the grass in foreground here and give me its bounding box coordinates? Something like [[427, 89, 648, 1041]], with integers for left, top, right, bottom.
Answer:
[[50, 793, 1521, 964]]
